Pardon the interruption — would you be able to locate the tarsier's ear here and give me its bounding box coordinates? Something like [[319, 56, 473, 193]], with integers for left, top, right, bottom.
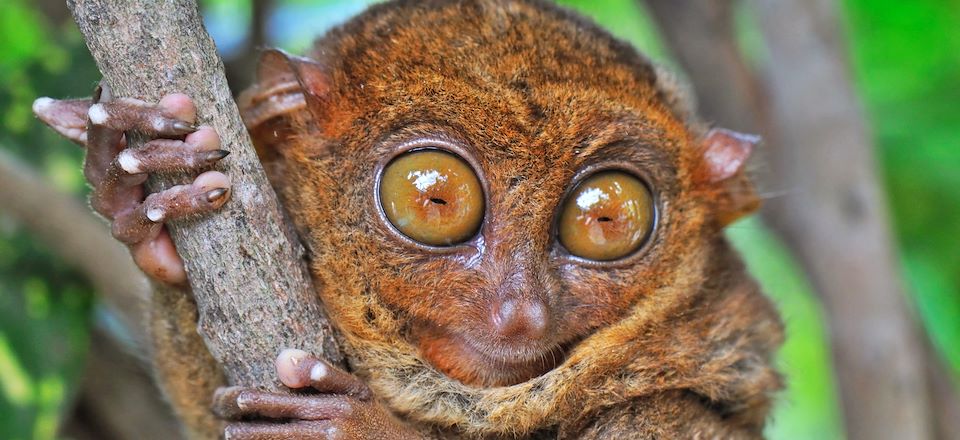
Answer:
[[692, 128, 762, 227], [238, 48, 330, 162]]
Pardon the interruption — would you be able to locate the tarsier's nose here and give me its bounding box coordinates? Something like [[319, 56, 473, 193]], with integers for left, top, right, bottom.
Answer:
[[491, 298, 549, 341]]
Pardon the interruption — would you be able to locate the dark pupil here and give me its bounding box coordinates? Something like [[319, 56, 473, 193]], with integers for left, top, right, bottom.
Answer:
[[598, 216, 612, 222], [430, 197, 448, 205]]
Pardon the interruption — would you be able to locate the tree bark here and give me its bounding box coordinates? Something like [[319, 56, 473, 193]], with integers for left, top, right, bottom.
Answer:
[[644, 0, 959, 438], [643, 0, 768, 136], [753, 1, 934, 437], [65, 0, 344, 391]]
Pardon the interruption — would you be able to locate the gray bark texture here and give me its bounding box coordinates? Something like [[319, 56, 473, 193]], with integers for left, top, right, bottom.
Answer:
[[644, 0, 960, 438], [65, 0, 344, 388], [752, 1, 933, 437]]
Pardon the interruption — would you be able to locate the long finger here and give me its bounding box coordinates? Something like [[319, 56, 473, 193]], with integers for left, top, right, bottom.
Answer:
[[275, 349, 372, 400]]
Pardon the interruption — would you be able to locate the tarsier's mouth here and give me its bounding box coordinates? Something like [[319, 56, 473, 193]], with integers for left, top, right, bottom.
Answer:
[[461, 334, 567, 367], [413, 323, 577, 387]]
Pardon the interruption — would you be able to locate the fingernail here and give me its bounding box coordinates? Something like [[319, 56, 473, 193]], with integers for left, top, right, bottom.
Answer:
[[206, 188, 228, 203], [93, 84, 105, 103], [117, 150, 143, 174], [310, 362, 329, 381], [277, 348, 309, 367], [206, 149, 230, 161], [172, 121, 197, 132], [276, 348, 311, 388], [146, 207, 166, 222], [32, 97, 54, 115]]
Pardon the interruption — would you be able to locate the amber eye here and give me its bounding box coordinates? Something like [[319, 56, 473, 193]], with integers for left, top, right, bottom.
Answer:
[[379, 149, 484, 246], [557, 171, 655, 261]]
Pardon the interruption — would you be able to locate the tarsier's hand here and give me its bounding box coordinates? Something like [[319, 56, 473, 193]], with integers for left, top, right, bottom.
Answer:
[[33, 86, 231, 285], [213, 349, 422, 440]]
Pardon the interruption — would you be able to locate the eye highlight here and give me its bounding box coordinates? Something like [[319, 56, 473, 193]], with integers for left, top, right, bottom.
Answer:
[[379, 149, 484, 246], [558, 171, 655, 261]]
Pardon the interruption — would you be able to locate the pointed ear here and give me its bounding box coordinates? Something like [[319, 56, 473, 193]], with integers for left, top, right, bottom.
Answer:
[[693, 128, 761, 227], [238, 48, 331, 161]]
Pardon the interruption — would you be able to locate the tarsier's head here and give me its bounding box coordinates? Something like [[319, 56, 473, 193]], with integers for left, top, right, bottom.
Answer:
[[243, 0, 760, 388]]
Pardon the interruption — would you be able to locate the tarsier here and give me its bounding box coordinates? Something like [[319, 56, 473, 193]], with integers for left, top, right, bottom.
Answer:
[[35, 0, 783, 438]]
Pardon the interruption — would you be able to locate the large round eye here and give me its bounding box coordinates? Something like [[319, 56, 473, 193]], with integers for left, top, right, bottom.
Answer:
[[379, 149, 484, 246], [558, 171, 655, 261]]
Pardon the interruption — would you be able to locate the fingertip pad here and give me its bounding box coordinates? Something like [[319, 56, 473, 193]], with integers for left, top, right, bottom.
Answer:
[[159, 93, 198, 124], [276, 348, 312, 388]]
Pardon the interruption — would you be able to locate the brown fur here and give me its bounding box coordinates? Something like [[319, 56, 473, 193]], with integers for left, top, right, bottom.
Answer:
[[149, 283, 226, 438], [153, 0, 783, 438]]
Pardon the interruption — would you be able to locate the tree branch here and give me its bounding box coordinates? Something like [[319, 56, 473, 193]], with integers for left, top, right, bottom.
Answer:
[[752, 1, 935, 437], [224, 0, 273, 93], [0, 148, 148, 344], [643, 0, 959, 437], [643, 0, 768, 135], [0, 148, 184, 438], [61, 328, 184, 440], [65, 0, 344, 389]]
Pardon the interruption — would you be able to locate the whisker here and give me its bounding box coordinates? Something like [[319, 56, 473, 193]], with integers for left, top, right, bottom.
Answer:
[[568, 303, 605, 311], [756, 188, 800, 200]]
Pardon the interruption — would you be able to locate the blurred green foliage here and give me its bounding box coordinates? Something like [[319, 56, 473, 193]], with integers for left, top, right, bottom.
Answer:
[[844, 0, 960, 373], [0, 0, 956, 439], [0, 1, 100, 439]]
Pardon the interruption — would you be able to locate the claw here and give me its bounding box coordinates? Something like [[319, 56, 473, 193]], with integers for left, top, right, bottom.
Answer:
[[207, 149, 231, 161], [172, 120, 198, 133], [146, 206, 166, 223]]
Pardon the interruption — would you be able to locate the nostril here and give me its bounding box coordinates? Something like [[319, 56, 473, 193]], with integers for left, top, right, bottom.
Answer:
[[492, 299, 549, 340]]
